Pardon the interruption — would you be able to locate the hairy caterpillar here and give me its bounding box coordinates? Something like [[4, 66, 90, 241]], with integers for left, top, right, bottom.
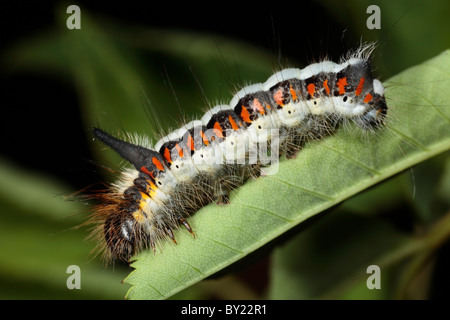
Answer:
[[88, 43, 387, 263]]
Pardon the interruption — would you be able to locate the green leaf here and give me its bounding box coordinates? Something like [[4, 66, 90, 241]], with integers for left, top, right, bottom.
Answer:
[[125, 50, 450, 299]]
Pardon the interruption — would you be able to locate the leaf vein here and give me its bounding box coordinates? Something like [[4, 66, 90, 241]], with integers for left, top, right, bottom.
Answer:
[[268, 176, 334, 201], [321, 144, 381, 175], [387, 127, 428, 151], [201, 236, 244, 254], [238, 203, 293, 223]]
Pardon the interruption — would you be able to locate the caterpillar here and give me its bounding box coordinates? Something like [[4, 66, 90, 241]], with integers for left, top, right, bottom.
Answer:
[[89, 43, 387, 263]]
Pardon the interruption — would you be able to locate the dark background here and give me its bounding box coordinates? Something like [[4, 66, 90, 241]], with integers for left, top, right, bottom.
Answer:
[[1, 1, 357, 191]]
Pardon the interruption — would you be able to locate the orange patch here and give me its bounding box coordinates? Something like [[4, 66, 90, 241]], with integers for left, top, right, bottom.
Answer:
[[140, 192, 150, 200], [200, 130, 210, 146], [363, 93, 373, 103], [175, 143, 184, 158], [147, 180, 157, 196], [140, 166, 153, 177], [307, 83, 315, 97], [163, 147, 172, 163], [228, 115, 240, 130], [186, 134, 195, 151], [253, 99, 265, 115], [240, 106, 251, 123], [355, 78, 365, 96], [289, 85, 298, 101], [133, 210, 145, 223], [152, 157, 165, 171], [138, 192, 150, 210], [337, 77, 348, 94], [323, 79, 330, 95], [273, 89, 284, 106], [213, 122, 224, 138]]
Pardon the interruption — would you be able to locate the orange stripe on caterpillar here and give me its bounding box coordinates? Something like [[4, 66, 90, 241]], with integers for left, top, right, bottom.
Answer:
[[253, 98, 265, 115], [152, 157, 165, 171], [132, 210, 146, 223], [240, 106, 252, 123], [337, 77, 348, 94], [323, 79, 330, 95], [145, 180, 157, 197], [187, 134, 195, 151], [200, 130, 210, 145], [290, 85, 298, 101], [213, 122, 224, 137], [140, 166, 153, 177], [307, 83, 315, 98], [175, 143, 184, 158], [273, 88, 284, 106], [228, 115, 240, 130], [355, 78, 365, 96], [364, 93, 373, 103], [163, 147, 172, 163]]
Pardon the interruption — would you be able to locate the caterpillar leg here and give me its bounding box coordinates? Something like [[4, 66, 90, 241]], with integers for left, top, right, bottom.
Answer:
[[165, 226, 177, 244], [213, 169, 245, 204], [285, 148, 300, 159], [243, 164, 261, 180], [178, 217, 195, 238], [214, 188, 230, 204]]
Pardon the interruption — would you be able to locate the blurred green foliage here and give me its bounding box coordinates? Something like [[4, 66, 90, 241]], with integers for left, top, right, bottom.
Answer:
[[1, 0, 449, 299]]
